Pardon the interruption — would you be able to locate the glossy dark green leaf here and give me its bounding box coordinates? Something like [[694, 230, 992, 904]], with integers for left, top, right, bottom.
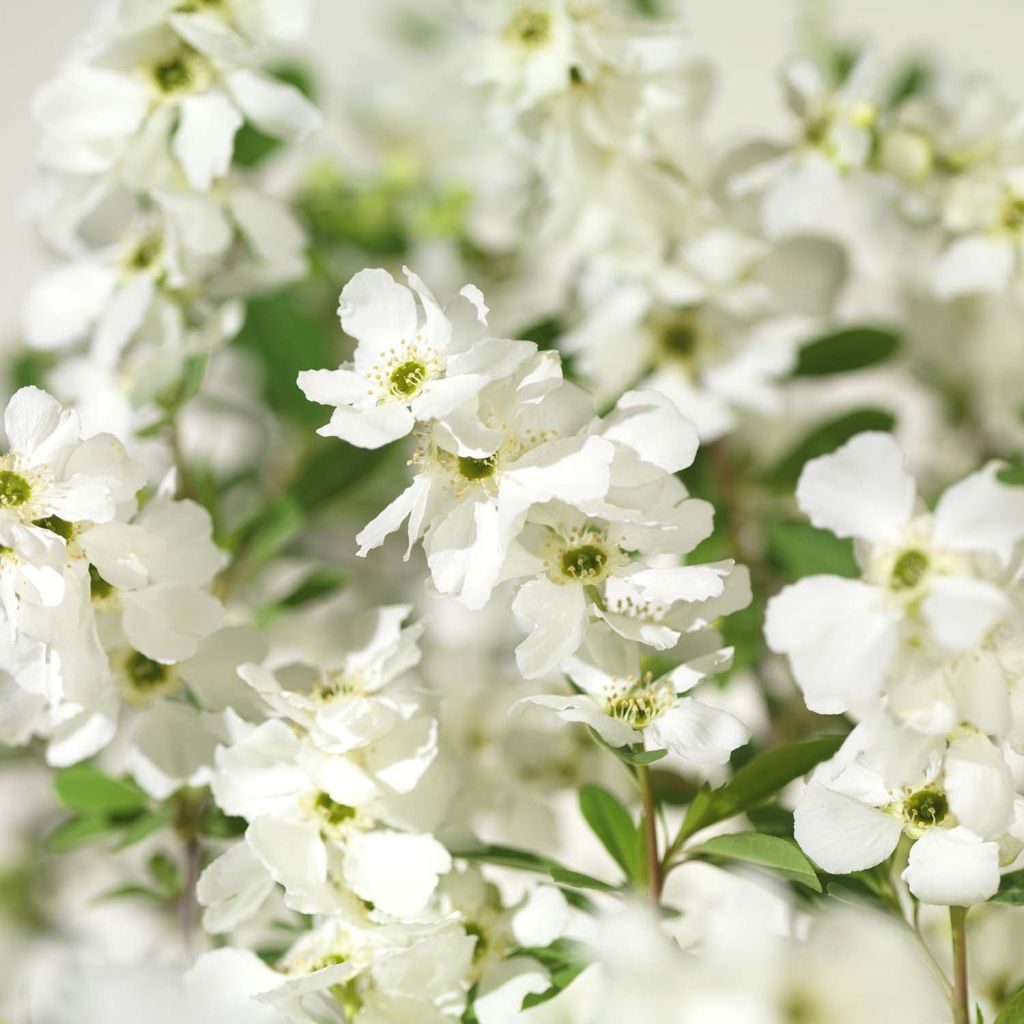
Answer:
[[792, 327, 901, 377]]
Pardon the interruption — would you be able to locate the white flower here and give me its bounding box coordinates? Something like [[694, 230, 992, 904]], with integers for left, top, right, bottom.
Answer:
[[765, 431, 1024, 714], [299, 267, 536, 450], [561, 232, 845, 441], [356, 352, 615, 608], [793, 718, 1013, 905], [512, 625, 749, 762]]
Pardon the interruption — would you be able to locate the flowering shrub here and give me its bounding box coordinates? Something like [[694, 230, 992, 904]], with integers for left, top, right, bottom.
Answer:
[[3, 3, 1024, 1024]]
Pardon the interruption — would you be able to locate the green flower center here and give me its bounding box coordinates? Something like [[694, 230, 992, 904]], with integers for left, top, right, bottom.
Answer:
[[560, 544, 608, 580], [125, 651, 171, 690], [660, 319, 699, 359], [904, 788, 949, 828], [891, 549, 929, 591], [388, 360, 427, 397], [458, 454, 497, 480], [606, 676, 672, 729], [126, 234, 163, 272], [0, 470, 31, 507], [153, 55, 194, 94], [314, 792, 357, 828], [505, 8, 552, 46]]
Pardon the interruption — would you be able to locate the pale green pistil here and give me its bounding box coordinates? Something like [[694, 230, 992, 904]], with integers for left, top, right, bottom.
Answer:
[[561, 544, 607, 580], [905, 788, 949, 828], [506, 8, 552, 46], [389, 359, 427, 397], [125, 651, 170, 690], [0, 470, 31, 507], [314, 792, 357, 828], [891, 549, 929, 590], [458, 454, 497, 480], [154, 56, 193, 93]]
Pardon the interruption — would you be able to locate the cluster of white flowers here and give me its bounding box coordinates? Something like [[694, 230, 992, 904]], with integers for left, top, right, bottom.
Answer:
[[0, 386, 243, 786], [23, 0, 319, 440], [767, 431, 1024, 905], [300, 265, 752, 764], [8, 3, 1024, 1023]]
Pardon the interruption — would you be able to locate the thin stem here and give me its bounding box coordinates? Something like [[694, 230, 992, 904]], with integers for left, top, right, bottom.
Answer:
[[637, 765, 662, 907], [950, 906, 970, 1024]]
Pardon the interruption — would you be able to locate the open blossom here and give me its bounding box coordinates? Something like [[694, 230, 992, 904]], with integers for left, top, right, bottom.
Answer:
[[765, 431, 1024, 715], [561, 230, 846, 441], [794, 715, 1021, 905], [299, 267, 536, 450], [513, 624, 749, 763]]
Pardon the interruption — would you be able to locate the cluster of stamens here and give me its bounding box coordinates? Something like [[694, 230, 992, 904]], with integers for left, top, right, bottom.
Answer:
[[602, 672, 674, 729], [900, 786, 951, 831], [367, 338, 443, 402], [505, 7, 553, 47], [116, 649, 179, 706]]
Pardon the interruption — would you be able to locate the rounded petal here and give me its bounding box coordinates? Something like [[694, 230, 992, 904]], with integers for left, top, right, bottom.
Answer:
[[343, 831, 451, 918], [932, 235, 1014, 299], [173, 90, 243, 190], [196, 843, 275, 934], [795, 432, 915, 544], [23, 263, 116, 349], [512, 578, 589, 678], [902, 828, 1000, 906], [318, 402, 414, 449], [647, 698, 749, 764], [764, 576, 898, 714], [794, 781, 902, 874], [922, 576, 1008, 652], [223, 68, 322, 140], [932, 462, 1024, 567]]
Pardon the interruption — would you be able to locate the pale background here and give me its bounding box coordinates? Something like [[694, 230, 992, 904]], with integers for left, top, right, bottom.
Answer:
[[2, 0, 1023, 338]]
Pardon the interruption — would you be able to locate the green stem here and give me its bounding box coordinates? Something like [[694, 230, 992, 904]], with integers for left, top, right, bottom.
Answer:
[[950, 906, 969, 1024], [637, 765, 662, 906]]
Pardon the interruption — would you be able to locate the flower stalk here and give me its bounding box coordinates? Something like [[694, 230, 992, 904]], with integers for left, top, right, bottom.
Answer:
[[638, 765, 663, 906], [950, 906, 970, 1024]]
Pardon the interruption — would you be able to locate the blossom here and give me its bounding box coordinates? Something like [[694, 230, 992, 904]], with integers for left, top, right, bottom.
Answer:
[[299, 267, 536, 449], [793, 716, 1017, 905], [512, 624, 749, 762], [765, 431, 1024, 714]]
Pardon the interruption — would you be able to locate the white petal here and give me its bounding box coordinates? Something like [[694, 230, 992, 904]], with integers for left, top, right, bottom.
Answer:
[[356, 476, 432, 557], [510, 693, 638, 748], [474, 958, 551, 1024], [128, 700, 217, 800], [794, 781, 902, 873], [173, 90, 243, 190], [922, 576, 1008, 651], [932, 462, 1024, 567], [796, 432, 915, 544], [511, 886, 569, 948], [318, 402, 414, 449], [223, 69, 321, 140], [944, 733, 1015, 839], [602, 389, 699, 475], [343, 831, 451, 917], [297, 367, 367, 407], [196, 843, 275, 933], [247, 818, 332, 913], [764, 576, 898, 714], [338, 268, 418, 357], [903, 828, 1000, 906], [121, 585, 224, 663], [5, 386, 81, 466], [512, 578, 589, 678], [932, 235, 1014, 299], [33, 66, 148, 141], [23, 263, 116, 349], [647, 699, 749, 764], [184, 948, 287, 1024]]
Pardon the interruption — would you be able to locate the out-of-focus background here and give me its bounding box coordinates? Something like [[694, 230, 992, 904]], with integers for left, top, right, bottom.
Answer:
[[3, 0, 1024, 341]]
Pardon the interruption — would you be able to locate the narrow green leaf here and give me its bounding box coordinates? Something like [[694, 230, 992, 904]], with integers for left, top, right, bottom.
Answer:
[[452, 843, 618, 892], [54, 765, 147, 815], [679, 736, 844, 841], [117, 808, 174, 849], [792, 326, 901, 377], [585, 727, 667, 765], [517, 940, 596, 1011], [578, 784, 641, 881], [688, 832, 821, 892], [548, 865, 620, 893], [46, 816, 119, 852]]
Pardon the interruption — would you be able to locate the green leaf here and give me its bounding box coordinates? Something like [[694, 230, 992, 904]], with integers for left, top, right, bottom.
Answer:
[[996, 984, 1024, 1023], [991, 869, 1024, 905], [46, 816, 120, 852], [997, 463, 1024, 486], [688, 832, 821, 892], [792, 326, 901, 377], [764, 520, 858, 581], [766, 409, 896, 489], [578, 785, 642, 882], [54, 765, 147, 815], [117, 808, 174, 848], [451, 842, 619, 893], [148, 852, 182, 895], [678, 736, 844, 842], [517, 939, 595, 1011], [745, 804, 795, 837]]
